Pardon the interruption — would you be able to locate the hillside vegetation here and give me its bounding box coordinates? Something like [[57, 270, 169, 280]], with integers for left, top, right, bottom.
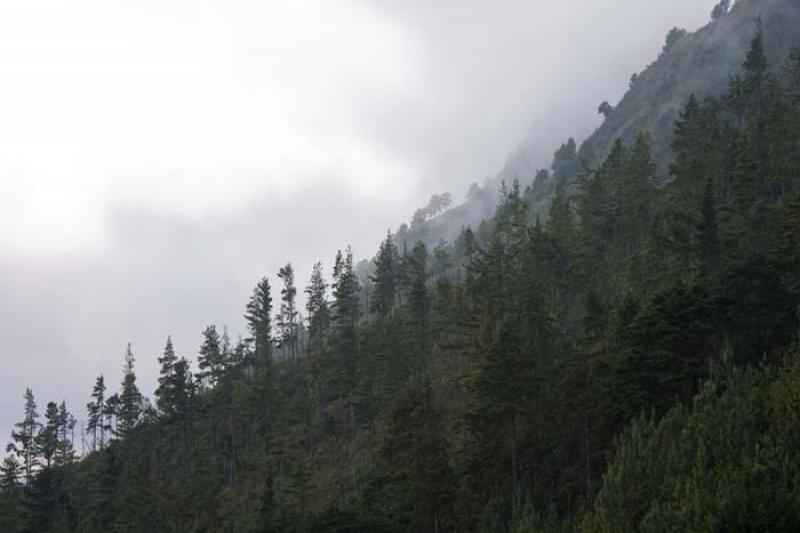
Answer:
[[2, 8, 800, 533]]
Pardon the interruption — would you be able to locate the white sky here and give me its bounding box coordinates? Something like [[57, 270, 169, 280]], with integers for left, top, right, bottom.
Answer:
[[0, 0, 717, 448]]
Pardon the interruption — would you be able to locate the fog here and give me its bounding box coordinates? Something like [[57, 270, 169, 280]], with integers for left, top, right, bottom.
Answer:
[[0, 0, 717, 446]]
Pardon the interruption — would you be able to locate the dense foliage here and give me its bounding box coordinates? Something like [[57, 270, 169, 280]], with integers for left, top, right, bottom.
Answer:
[[2, 24, 800, 533]]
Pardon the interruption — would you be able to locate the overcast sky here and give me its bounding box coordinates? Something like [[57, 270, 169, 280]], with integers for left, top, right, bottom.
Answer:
[[0, 0, 717, 449]]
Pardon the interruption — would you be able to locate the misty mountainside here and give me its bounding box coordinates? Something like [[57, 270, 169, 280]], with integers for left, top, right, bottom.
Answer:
[[403, 0, 800, 249], [579, 0, 800, 179], [4, 2, 800, 532]]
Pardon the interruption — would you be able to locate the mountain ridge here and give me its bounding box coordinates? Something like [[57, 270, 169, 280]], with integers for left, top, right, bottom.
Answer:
[[403, 0, 800, 249]]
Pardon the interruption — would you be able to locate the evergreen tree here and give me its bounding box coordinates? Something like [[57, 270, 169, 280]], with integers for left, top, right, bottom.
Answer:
[[432, 239, 452, 278], [37, 401, 59, 468], [711, 0, 730, 20], [170, 357, 195, 447], [86, 376, 106, 451], [0, 455, 22, 533], [55, 401, 75, 466], [305, 261, 330, 345], [276, 263, 299, 360], [546, 180, 575, 248], [197, 326, 225, 387], [552, 137, 579, 179], [103, 393, 119, 442], [155, 336, 177, 415], [743, 18, 770, 111], [662, 27, 686, 54], [332, 246, 360, 330], [696, 177, 720, 275], [8, 388, 40, 483], [117, 343, 143, 437], [245, 277, 273, 368], [370, 231, 399, 317], [1, 455, 21, 491], [407, 241, 429, 327]]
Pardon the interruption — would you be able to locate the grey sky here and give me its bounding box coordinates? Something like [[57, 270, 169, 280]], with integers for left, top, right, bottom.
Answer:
[[0, 1, 716, 447]]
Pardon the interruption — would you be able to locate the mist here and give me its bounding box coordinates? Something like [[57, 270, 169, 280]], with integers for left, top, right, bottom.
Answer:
[[0, 0, 717, 445]]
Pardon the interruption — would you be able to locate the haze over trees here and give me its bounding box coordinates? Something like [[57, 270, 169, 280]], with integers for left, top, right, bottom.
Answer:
[[2, 6, 800, 533]]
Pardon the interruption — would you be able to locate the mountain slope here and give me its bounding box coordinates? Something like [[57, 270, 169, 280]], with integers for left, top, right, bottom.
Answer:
[[3, 2, 800, 532], [406, 0, 800, 249], [579, 0, 800, 179]]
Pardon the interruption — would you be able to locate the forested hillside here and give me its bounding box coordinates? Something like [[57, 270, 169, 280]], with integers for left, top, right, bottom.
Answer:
[[2, 11, 800, 533], [410, 0, 800, 252], [578, 0, 800, 179]]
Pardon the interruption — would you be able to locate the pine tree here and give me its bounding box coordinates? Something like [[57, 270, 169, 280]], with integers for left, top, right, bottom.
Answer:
[[197, 326, 225, 387], [170, 357, 195, 447], [546, 180, 575, 248], [374, 378, 453, 530], [245, 277, 273, 368], [117, 343, 143, 437], [305, 262, 330, 345], [86, 375, 106, 451], [332, 246, 360, 330], [0, 455, 21, 491], [432, 239, 452, 278], [743, 18, 770, 113], [696, 177, 719, 276], [370, 231, 399, 317], [623, 133, 655, 271], [104, 393, 120, 442], [0, 455, 21, 532], [37, 401, 59, 468], [408, 241, 429, 327], [276, 263, 299, 360], [552, 137, 579, 179], [711, 0, 730, 20], [8, 388, 40, 483], [55, 401, 75, 466], [155, 336, 178, 415]]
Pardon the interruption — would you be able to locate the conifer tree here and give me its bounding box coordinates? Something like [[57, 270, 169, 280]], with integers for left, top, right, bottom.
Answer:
[[742, 18, 770, 113], [408, 241, 429, 327], [197, 325, 225, 386], [332, 246, 360, 330], [711, 0, 730, 20], [461, 226, 476, 260], [696, 177, 720, 276], [546, 180, 575, 248], [432, 239, 452, 278], [104, 393, 120, 441], [8, 388, 40, 483], [86, 375, 106, 451], [0, 455, 21, 531], [245, 277, 273, 368], [370, 231, 399, 317], [552, 137, 579, 179], [117, 343, 143, 437], [276, 263, 299, 360], [56, 401, 75, 466], [305, 262, 330, 345], [170, 357, 195, 447], [37, 401, 59, 468], [0, 455, 21, 491], [155, 336, 177, 414], [396, 239, 410, 305]]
